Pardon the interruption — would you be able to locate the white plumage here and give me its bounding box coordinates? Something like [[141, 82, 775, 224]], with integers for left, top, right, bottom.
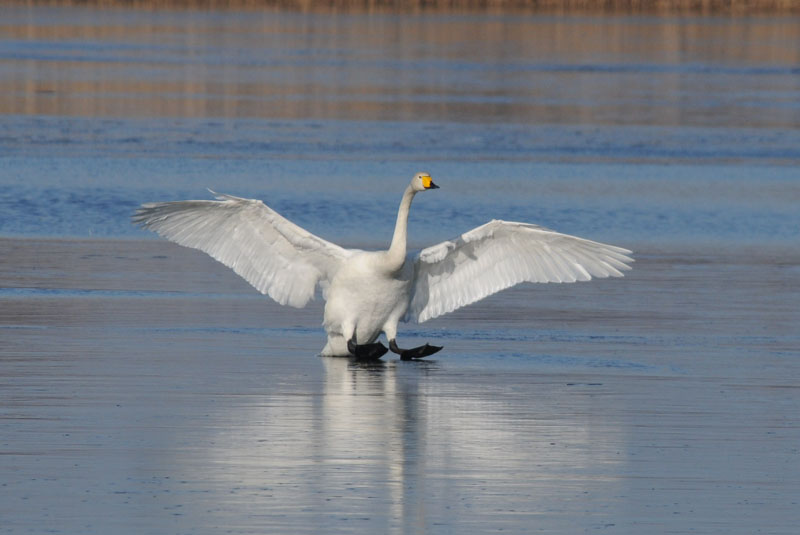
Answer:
[[409, 219, 632, 323], [134, 190, 348, 308], [133, 173, 633, 359]]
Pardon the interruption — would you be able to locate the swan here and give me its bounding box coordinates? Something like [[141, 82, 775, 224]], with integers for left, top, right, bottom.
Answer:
[[133, 173, 633, 360]]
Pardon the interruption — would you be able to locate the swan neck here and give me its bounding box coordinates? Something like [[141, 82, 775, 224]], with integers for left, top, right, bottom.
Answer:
[[387, 185, 416, 269]]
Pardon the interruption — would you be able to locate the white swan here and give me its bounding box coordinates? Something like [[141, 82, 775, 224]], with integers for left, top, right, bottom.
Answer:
[[133, 173, 633, 359]]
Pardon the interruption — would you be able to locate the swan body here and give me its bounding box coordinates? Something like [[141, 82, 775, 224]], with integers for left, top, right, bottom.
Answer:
[[133, 173, 633, 359], [321, 249, 415, 356]]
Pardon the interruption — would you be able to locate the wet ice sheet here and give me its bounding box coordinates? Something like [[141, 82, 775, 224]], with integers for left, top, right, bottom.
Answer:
[[1, 238, 799, 534]]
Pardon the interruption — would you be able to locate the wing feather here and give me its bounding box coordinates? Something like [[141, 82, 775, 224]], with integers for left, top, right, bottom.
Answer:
[[407, 220, 633, 323], [133, 191, 349, 308]]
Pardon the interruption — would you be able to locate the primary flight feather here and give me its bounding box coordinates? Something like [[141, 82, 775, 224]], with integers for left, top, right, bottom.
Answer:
[[133, 173, 633, 360]]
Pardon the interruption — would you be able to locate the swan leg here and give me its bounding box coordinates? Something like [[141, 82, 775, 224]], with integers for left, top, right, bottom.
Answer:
[[389, 339, 443, 361], [347, 335, 388, 360]]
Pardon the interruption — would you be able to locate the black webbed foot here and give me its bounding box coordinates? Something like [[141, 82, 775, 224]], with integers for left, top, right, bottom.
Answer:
[[389, 339, 443, 360], [347, 337, 389, 360]]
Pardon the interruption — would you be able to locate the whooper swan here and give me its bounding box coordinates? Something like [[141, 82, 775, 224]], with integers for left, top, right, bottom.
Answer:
[[133, 173, 633, 360]]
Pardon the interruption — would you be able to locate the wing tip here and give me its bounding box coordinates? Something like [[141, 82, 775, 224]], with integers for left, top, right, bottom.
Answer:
[[131, 204, 157, 226]]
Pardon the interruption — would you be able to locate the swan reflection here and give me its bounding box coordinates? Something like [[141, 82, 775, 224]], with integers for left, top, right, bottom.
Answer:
[[175, 357, 624, 532]]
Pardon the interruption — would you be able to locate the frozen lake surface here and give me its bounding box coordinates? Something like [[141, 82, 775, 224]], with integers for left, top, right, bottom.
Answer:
[[2, 237, 798, 534], [1, 5, 799, 534]]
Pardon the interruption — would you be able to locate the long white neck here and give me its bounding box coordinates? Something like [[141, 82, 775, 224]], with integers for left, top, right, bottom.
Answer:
[[386, 184, 416, 271]]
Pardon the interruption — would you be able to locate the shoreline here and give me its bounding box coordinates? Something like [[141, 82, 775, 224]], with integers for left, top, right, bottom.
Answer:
[[8, 0, 800, 14]]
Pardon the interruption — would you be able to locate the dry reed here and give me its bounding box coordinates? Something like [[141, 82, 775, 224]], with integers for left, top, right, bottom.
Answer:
[[8, 0, 800, 14]]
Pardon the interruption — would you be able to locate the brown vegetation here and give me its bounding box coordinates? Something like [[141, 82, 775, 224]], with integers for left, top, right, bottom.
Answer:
[[8, 0, 800, 14]]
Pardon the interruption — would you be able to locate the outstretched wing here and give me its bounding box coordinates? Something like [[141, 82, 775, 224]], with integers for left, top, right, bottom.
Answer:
[[133, 191, 350, 308], [407, 219, 633, 323]]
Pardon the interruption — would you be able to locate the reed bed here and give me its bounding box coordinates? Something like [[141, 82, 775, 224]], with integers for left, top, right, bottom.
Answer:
[[10, 0, 800, 14]]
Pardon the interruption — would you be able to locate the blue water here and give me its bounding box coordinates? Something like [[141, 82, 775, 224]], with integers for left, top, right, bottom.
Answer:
[[1, 7, 799, 249], [2, 117, 799, 247]]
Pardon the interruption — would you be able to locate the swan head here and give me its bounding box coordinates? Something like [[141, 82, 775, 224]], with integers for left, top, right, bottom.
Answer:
[[411, 172, 439, 192]]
